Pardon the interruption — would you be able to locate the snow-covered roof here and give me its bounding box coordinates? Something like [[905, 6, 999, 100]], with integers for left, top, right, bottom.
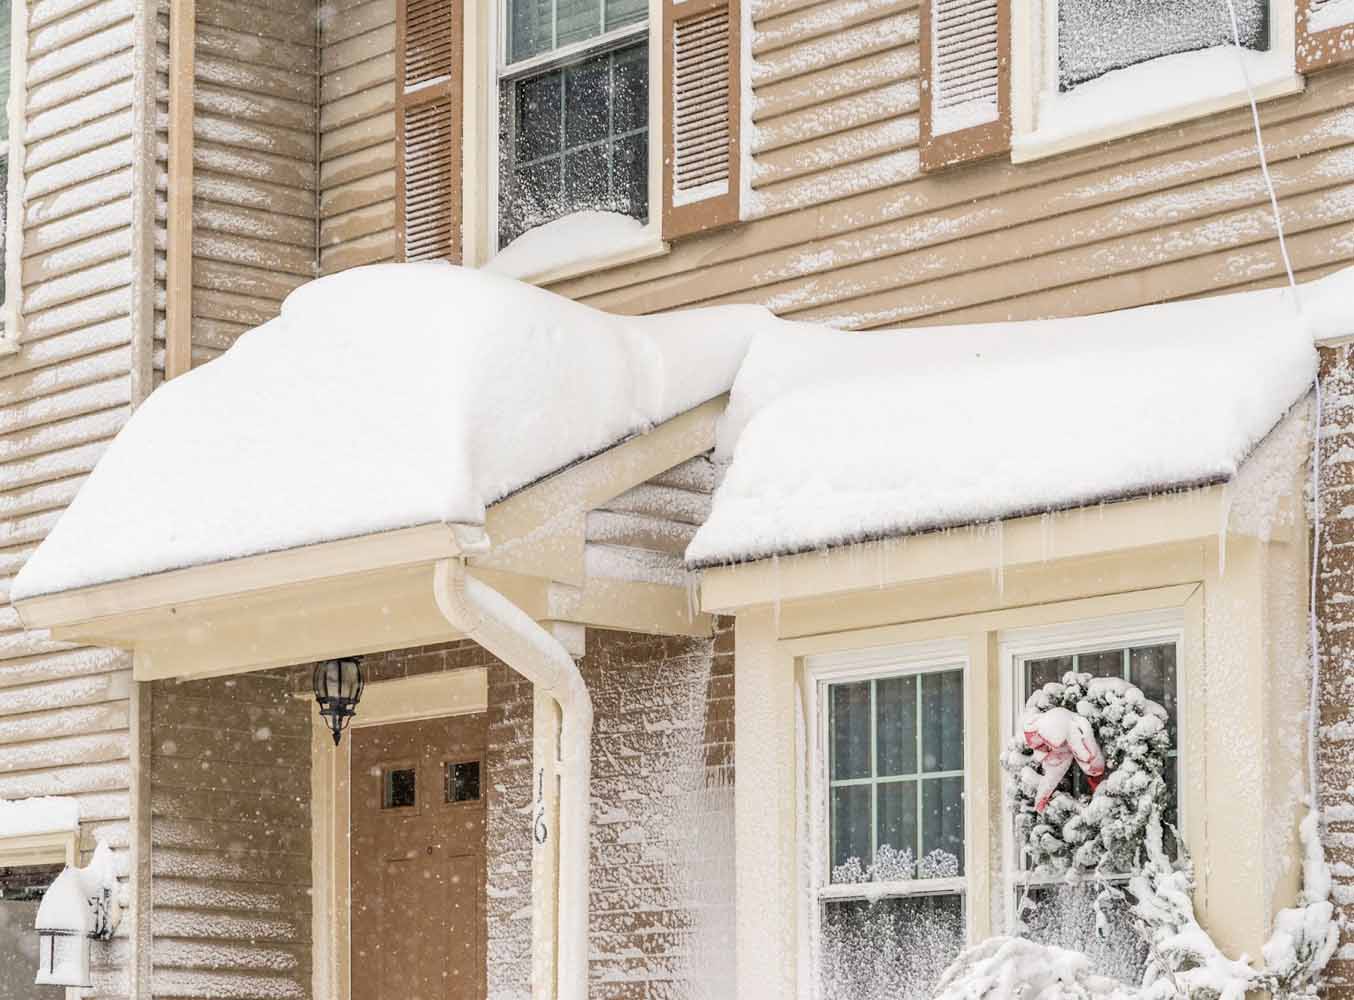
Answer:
[[686, 269, 1354, 567], [11, 264, 776, 601]]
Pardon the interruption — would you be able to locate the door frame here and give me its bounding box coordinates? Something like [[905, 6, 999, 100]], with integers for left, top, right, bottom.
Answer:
[[310, 668, 490, 1000]]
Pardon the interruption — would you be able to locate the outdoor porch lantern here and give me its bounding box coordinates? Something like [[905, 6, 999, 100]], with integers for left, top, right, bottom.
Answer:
[[34, 845, 120, 990], [314, 655, 365, 746]]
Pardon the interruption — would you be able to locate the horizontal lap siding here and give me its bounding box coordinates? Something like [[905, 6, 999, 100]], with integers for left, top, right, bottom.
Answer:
[[318, 0, 397, 276], [175, 0, 319, 368], [0, 0, 142, 996], [148, 671, 313, 1000], [542, 0, 1354, 331]]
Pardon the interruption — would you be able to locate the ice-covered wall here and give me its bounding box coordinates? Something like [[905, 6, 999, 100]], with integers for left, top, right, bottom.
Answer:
[[1316, 345, 1354, 997]]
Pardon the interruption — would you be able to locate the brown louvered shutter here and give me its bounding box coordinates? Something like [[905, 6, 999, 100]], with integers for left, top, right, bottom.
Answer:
[[1298, 0, 1354, 72], [662, 0, 741, 239], [396, 0, 464, 262], [919, 0, 1010, 172]]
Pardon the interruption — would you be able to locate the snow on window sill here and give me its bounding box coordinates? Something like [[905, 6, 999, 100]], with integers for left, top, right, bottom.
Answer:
[[1312, 0, 1354, 33], [1012, 47, 1303, 164], [482, 211, 669, 286]]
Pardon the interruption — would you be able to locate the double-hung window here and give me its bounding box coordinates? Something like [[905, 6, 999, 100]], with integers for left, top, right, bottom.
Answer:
[[1003, 615, 1182, 984], [496, 0, 650, 248], [811, 645, 968, 999]]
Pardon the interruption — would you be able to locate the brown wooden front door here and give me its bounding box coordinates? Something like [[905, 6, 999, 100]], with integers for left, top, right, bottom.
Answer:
[[350, 715, 487, 1000]]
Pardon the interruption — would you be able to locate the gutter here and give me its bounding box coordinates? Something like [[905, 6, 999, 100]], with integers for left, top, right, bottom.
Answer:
[[433, 556, 592, 1000]]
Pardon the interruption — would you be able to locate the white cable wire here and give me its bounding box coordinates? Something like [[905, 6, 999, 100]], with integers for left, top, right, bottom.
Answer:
[[1221, 0, 1320, 812]]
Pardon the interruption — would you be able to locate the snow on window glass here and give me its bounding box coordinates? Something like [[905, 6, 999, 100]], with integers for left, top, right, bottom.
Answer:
[[1058, 0, 1269, 91], [498, 41, 649, 247], [820, 895, 965, 999]]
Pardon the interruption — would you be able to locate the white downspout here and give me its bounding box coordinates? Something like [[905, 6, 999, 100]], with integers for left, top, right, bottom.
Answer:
[[432, 558, 592, 1000]]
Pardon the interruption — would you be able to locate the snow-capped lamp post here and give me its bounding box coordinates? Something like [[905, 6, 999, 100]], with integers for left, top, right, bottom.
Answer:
[[34, 843, 121, 990], [314, 655, 365, 746]]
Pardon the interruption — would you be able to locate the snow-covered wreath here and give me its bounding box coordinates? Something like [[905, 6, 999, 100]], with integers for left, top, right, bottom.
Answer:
[[1003, 671, 1171, 878]]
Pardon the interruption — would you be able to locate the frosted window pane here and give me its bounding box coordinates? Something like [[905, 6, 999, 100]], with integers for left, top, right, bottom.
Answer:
[[820, 895, 964, 1000], [1076, 648, 1123, 679], [830, 682, 871, 780], [1130, 643, 1178, 741], [1022, 885, 1147, 984], [875, 675, 917, 777], [1025, 655, 1073, 693], [499, 41, 649, 246], [508, 0, 554, 62], [1059, 0, 1269, 91], [921, 777, 965, 876], [921, 671, 963, 773], [556, 0, 602, 48], [605, 0, 647, 29], [876, 781, 918, 862], [831, 785, 872, 873]]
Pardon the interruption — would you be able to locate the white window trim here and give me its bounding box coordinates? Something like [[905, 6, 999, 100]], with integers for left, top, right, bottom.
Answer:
[[996, 607, 1185, 932], [466, 0, 668, 283], [0, 826, 81, 1000], [803, 638, 977, 978], [1010, 0, 1304, 163], [1, 0, 28, 352]]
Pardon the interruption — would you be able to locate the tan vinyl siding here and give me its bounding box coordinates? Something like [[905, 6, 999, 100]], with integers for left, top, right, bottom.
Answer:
[[149, 671, 312, 1000], [319, 0, 398, 276], [155, 0, 318, 373], [535, 3, 1354, 335], [0, 0, 147, 995]]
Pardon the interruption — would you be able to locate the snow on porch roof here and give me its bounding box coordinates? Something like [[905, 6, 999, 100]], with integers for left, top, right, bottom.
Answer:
[[686, 268, 1354, 568], [11, 264, 780, 602]]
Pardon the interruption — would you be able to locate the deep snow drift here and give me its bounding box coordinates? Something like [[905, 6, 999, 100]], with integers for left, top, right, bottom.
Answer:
[[687, 268, 1354, 566], [12, 264, 781, 600]]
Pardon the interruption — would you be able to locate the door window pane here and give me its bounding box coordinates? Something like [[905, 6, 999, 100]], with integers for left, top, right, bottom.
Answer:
[[446, 760, 481, 803], [383, 767, 417, 809], [1058, 0, 1268, 91]]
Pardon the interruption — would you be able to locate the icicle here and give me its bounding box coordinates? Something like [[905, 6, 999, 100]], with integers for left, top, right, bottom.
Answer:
[[1217, 483, 1232, 578], [771, 553, 782, 633]]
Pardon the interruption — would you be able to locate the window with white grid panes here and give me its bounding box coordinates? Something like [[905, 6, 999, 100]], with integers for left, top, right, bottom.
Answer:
[[497, 0, 649, 248], [816, 657, 968, 998]]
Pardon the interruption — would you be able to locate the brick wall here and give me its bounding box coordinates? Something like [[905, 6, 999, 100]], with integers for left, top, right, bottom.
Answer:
[[1318, 345, 1354, 997]]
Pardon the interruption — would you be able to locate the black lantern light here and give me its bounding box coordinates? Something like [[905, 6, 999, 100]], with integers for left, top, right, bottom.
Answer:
[[313, 656, 365, 746]]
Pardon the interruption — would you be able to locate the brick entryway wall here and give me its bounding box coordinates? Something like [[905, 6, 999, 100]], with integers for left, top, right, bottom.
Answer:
[[1317, 345, 1354, 996]]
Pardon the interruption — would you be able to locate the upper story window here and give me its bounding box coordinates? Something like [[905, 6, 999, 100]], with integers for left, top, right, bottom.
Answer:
[[496, 0, 650, 248], [918, 0, 1304, 169], [1057, 0, 1268, 90]]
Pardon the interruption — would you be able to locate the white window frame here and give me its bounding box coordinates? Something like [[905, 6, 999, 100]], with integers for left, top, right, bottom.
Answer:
[[475, 0, 667, 282], [997, 608, 1185, 931], [804, 638, 976, 977], [1010, 0, 1303, 162], [0, 827, 81, 1000], [1, 0, 28, 351]]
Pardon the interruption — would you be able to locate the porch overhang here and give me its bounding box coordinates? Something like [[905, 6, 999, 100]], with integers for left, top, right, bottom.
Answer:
[[698, 477, 1292, 616], [14, 396, 725, 681]]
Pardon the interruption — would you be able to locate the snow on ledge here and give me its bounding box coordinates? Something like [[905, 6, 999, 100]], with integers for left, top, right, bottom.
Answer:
[[483, 211, 658, 281], [1311, 0, 1354, 32], [13, 264, 778, 601], [1013, 46, 1298, 161], [686, 269, 1354, 568], [0, 797, 79, 839]]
